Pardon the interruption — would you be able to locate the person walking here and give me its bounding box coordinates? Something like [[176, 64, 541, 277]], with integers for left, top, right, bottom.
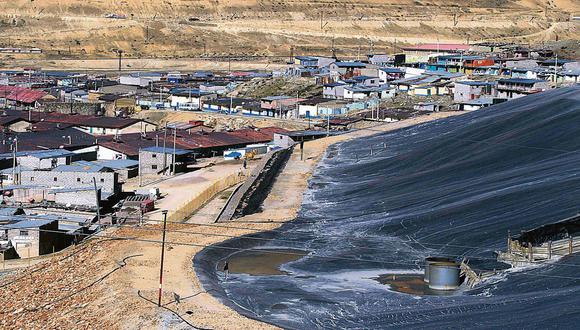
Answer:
[[223, 260, 229, 280]]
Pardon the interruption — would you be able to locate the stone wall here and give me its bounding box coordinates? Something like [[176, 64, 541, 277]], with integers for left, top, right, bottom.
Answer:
[[43, 102, 102, 116]]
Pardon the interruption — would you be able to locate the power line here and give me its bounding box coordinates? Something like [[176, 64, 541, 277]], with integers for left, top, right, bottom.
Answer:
[[0, 226, 454, 270], [0, 211, 524, 253], [4, 211, 579, 267], [3, 228, 580, 280], [4, 226, 580, 278]]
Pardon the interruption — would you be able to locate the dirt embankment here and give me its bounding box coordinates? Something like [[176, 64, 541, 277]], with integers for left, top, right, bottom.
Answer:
[[0, 0, 577, 67], [138, 109, 311, 131]]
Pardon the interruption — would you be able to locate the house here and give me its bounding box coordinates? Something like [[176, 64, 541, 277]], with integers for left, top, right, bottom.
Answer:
[[411, 82, 451, 96], [294, 56, 335, 69], [0, 127, 98, 155], [98, 84, 138, 95], [3, 110, 155, 136], [510, 67, 553, 80], [427, 55, 494, 74], [20, 166, 121, 197], [297, 97, 335, 118], [378, 68, 404, 84], [496, 78, 550, 99], [202, 98, 263, 116], [557, 69, 580, 84], [414, 102, 443, 112], [0, 149, 75, 171], [367, 54, 391, 67], [456, 98, 496, 111], [343, 85, 395, 100], [294, 56, 319, 68], [199, 82, 233, 95], [119, 72, 162, 87], [169, 88, 216, 110], [1, 219, 64, 258], [71, 159, 139, 181], [328, 62, 367, 77], [49, 187, 102, 208], [260, 96, 305, 118], [352, 75, 380, 87], [401, 43, 471, 62], [472, 65, 503, 76], [401, 43, 471, 56], [323, 83, 347, 99], [453, 81, 496, 102], [139, 146, 194, 175], [45, 72, 86, 87], [0, 86, 49, 109]]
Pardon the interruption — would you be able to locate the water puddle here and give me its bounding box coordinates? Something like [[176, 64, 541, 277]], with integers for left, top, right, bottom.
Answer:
[[217, 248, 308, 276], [374, 274, 456, 296]]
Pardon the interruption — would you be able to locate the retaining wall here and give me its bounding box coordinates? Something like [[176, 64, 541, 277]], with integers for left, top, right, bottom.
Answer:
[[215, 147, 293, 222]]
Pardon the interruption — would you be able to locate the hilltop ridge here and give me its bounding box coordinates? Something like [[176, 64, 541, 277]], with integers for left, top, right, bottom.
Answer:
[[0, 0, 578, 60]]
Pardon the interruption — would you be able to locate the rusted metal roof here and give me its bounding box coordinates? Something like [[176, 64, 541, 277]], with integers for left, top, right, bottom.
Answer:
[[0, 86, 47, 104], [5, 110, 145, 129], [97, 127, 288, 156]]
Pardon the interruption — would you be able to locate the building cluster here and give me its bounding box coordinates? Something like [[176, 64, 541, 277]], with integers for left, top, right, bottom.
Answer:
[[0, 41, 577, 260], [0, 42, 576, 121], [0, 106, 291, 260], [286, 42, 579, 113]]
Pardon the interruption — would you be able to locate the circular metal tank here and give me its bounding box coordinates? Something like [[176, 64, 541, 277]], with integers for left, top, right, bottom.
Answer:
[[428, 261, 461, 291], [424, 257, 454, 283]]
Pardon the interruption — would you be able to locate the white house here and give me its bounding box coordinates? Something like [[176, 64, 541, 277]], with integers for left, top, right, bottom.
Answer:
[[496, 78, 550, 99]]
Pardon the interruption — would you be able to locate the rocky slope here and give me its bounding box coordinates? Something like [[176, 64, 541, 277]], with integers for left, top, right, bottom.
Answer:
[[0, 0, 577, 60]]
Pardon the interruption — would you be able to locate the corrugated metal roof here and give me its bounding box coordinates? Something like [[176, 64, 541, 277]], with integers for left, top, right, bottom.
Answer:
[[1, 219, 55, 229], [499, 78, 546, 84], [52, 164, 110, 173], [141, 146, 192, 155], [4, 110, 145, 129], [94, 159, 139, 169], [333, 62, 366, 68], [0, 207, 23, 216], [0, 86, 47, 103]]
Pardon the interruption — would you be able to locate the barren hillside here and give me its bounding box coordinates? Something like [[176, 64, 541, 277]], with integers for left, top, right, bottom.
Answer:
[[0, 0, 578, 64]]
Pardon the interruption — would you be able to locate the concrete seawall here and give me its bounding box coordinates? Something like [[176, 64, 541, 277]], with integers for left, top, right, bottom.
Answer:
[[215, 147, 294, 222]]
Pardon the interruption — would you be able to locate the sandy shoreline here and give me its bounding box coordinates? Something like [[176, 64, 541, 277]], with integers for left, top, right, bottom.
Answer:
[[0, 111, 467, 329]]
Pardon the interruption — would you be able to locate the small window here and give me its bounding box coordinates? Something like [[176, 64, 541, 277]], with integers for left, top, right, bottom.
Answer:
[[100, 178, 105, 183], [77, 178, 81, 182], [30, 177, 34, 182], [53, 177, 57, 182], [152, 165, 158, 170], [152, 153, 157, 158], [19, 230, 28, 236]]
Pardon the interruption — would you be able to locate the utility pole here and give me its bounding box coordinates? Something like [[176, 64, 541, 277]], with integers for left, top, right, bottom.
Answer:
[[326, 114, 330, 137], [138, 147, 143, 187], [11, 138, 17, 185], [172, 128, 177, 175], [162, 122, 167, 174], [117, 50, 123, 73], [92, 177, 101, 226], [158, 210, 168, 307], [554, 53, 558, 87], [331, 37, 336, 59]]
